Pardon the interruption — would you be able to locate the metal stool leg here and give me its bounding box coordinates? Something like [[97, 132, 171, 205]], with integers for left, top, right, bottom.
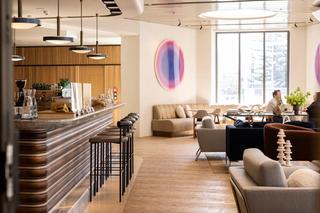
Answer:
[[90, 143, 92, 201]]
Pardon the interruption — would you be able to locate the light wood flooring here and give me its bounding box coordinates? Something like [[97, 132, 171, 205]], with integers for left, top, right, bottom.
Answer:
[[85, 136, 237, 213]]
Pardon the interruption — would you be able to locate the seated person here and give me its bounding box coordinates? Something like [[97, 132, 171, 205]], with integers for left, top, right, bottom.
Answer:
[[266, 90, 283, 123], [306, 92, 320, 128]]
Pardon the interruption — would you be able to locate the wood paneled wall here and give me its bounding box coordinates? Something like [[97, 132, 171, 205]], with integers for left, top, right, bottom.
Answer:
[[14, 45, 121, 121]]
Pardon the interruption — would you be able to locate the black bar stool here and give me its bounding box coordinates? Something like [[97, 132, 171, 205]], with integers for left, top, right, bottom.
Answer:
[[89, 120, 130, 202]]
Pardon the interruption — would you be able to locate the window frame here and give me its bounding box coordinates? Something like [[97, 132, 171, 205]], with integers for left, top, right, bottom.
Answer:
[[215, 31, 290, 104]]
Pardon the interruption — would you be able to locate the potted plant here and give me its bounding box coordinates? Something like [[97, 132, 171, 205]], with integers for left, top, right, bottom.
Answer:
[[285, 87, 311, 115]]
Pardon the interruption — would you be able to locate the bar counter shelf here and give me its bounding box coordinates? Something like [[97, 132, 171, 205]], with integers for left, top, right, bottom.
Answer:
[[15, 103, 124, 213]]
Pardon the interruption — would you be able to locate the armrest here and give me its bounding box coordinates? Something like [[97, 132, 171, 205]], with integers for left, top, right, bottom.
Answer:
[[243, 187, 320, 213]]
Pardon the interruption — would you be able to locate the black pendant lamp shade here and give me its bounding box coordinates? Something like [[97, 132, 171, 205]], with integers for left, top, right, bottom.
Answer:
[[70, 0, 93, 54], [87, 14, 107, 60], [12, 0, 41, 29], [43, 0, 74, 44], [12, 30, 25, 62]]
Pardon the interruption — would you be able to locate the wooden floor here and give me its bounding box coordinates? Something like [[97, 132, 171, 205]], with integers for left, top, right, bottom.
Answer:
[[86, 136, 237, 213]]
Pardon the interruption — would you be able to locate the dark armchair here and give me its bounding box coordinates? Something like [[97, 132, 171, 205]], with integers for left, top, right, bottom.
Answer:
[[264, 123, 320, 161], [226, 125, 264, 162]]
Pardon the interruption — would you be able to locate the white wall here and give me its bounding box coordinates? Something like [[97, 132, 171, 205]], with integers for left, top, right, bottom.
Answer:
[[139, 22, 197, 136], [121, 22, 198, 137], [196, 29, 213, 103], [289, 27, 307, 91], [306, 24, 320, 94], [121, 36, 141, 135]]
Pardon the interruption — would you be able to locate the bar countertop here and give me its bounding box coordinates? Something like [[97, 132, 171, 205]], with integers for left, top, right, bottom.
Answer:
[[15, 103, 124, 131]]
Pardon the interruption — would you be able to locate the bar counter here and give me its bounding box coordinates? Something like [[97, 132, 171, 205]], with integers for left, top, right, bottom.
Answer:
[[15, 103, 124, 213]]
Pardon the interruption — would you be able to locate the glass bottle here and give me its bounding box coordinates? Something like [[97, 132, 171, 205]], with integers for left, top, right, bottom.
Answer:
[[31, 89, 38, 119], [21, 89, 33, 120]]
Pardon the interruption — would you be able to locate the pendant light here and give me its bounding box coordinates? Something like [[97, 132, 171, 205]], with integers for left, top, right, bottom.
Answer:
[[43, 0, 74, 44], [69, 0, 93, 54], [87, 14, 107, 60], [12, 0, 41, 29], [12, 30, 25, 62]]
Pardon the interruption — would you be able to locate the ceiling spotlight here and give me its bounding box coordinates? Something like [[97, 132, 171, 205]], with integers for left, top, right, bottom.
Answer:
[[87, 14, 107, 60], [12, 0, 41, 29], [43, 0, 74, 44], [200, 25, 203, 30], [178, 19, 181, 26], [69, 0, 93, 54], [309, 17, 314, 23], [294, 23, 298, 28]]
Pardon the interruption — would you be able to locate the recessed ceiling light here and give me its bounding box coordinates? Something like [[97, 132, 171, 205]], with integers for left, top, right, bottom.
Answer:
[[199, 9, 277, 20]]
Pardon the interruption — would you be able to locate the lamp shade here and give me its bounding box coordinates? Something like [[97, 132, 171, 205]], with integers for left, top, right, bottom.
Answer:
[[87, 53, 107, 60], [70, 45, 94, 54], [12, 54, 25, 62], [43, 36, 74, 44], [12, 17, 41, 29]]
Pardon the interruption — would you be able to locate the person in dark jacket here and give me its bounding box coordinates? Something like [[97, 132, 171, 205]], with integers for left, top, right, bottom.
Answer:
[[306, 92, 320, 128]]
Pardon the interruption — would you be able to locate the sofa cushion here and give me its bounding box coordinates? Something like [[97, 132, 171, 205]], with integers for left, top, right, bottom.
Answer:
[[153, 105, 177, 119], [243, 148, 287, 187], [202, 116, 214, 128], [184, 105, 193, 118], [176, 105, 186, 118], [287, 169, 320, 187], [152, 118, 193, 133]]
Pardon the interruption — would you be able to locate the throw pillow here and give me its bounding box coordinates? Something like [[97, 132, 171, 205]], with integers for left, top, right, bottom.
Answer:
[[202, 116, 214, 128], [234, 120, 251, 128], [176, 105, 186, 118], [287, 169, 320, 187], [184, 105, 193, 118]]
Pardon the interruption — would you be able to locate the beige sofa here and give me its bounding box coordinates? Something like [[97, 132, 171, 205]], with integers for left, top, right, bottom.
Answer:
[[152, 104, 237, 136], [230, 149, 320, 213]]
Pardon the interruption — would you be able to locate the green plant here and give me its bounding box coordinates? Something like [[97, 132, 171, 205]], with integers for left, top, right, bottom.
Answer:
[[32, 82, 51, 90], [285, 87, 311, 106], [58, 79, 70, 89]]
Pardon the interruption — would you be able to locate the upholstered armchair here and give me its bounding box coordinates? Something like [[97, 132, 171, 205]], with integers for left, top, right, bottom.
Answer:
[[195, 116, 225, 160], [264, 123, 320, 161]]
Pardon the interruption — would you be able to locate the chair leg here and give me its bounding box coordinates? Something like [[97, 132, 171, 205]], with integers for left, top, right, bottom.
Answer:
[[195, 147, 201, 156], [195, 151, 201, 161]]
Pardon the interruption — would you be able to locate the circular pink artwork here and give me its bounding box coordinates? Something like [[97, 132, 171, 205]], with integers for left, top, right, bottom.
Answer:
[[155, 40, 184, 90], [316, 44, 320, 86]]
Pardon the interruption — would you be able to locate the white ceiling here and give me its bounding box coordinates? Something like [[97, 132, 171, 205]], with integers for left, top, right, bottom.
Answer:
[[132, 0, 319, 30], [13, 0, 320, 46]]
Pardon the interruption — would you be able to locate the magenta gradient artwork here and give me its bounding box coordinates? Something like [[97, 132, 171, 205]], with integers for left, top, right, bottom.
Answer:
[[154, 39, 185, 90], [316, 44, 320, 86]]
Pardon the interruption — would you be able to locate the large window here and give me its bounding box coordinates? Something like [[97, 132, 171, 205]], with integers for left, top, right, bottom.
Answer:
[[216, 32, 289, 104]]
